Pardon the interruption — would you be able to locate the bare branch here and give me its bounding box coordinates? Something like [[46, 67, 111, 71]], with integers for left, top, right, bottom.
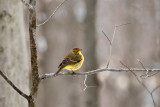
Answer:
[[102, 24, 117, 68], [119, 60, 137, 76], [80, 75, 97, 91], [102, 30, 111, 45], [148, 72, 160, 77], [137, 59, 149, 78], [152, 85, 160, 93], [102, 23, 130, 68], [111, 24, 117, 43], [137, 59, 160, 78], [137, 59, 147, 70], [102, 30, 112, 68], [39, 68, 160, 80], [29, 0, 39, 105], [83, 75, 88, 91], [36, 0, 67, 27], [0, 70, 29, 100], [115, 23, 131, 27], [120, 60, 156, 107]]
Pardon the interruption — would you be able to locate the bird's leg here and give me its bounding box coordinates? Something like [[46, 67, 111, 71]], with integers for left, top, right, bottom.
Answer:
[[72, 71, 76, 74], [70, 69, 75, 74]]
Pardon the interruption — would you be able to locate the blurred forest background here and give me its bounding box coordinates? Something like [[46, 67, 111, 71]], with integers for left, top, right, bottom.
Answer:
[[1, 0, 160, 107], [36, 0, 160, 107]]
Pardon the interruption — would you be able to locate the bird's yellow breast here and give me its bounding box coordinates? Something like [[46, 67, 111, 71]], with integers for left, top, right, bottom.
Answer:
[[63, 51, 84, 71]]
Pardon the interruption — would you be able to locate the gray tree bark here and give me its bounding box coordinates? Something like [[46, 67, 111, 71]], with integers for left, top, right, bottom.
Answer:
[[0, 0, 29, 107], [83, 0, 99, 107]]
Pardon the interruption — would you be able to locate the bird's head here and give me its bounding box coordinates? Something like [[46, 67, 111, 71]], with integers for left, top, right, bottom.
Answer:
[[73, 47, 82, 54]]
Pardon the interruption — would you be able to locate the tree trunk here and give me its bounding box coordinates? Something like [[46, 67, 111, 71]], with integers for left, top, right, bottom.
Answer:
[[83, 0, 99, 107], [0, 0, 29, 107]]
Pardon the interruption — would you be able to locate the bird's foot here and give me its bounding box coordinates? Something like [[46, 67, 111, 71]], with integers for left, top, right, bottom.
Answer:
[[71, 71, 76, 75]]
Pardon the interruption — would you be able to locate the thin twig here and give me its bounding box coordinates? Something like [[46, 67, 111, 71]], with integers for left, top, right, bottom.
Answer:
[[115, 23, 131, 27], [102, 23, 130, 68], [36, 0, 67, 27], [39, 68, 160, 80], [102, 30, 112, 68], [120, 60, 156, 107], [102, 31, 111, 45], [0, 70, 29, 100], [137, 59, 149, 78], [137, 59, 160, 78], [80, 75, 97, 91], [83, 75, 88, 91], [137, 59, 147, 70], [152, 85, 160, 93], [148, 72, 160, 77], [119, 60, 137, 76]]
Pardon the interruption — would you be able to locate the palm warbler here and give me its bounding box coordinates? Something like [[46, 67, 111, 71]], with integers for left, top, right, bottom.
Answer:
[[54, 47, 84, 76]]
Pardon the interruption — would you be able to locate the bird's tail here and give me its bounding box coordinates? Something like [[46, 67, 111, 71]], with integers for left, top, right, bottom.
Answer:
[[54, 68, 63, 76]]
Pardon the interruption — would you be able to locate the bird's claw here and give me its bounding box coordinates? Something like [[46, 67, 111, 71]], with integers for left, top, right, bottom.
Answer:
[[71, 71, 76, 75]]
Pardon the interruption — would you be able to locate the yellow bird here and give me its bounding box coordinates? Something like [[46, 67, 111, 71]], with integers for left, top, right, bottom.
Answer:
[[54, 47, 84, 76]]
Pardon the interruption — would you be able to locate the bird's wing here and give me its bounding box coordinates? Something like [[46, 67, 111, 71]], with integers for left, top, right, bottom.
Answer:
[[58, 55, 81, 68]]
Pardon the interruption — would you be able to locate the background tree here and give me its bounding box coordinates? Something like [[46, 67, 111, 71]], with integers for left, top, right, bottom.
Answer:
[[0, 0, 29, 107], [83, 0, 99, 107]]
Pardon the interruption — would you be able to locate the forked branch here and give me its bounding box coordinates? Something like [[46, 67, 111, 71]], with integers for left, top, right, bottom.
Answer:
[[102, 23, 130, 68], [120, 60, 157, 107]]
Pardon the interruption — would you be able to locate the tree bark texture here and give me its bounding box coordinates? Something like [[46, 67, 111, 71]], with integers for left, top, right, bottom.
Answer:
[[83, 0, 99, 107], [0, 0, 29, 107]]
